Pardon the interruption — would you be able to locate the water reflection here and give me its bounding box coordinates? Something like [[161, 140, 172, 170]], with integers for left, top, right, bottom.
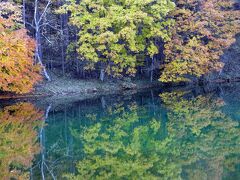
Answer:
[[0, 103, 43, 179], [1, 87, 239, 179], [66, 103, 167, 179], [28, 88, 240, 179], [161, 91, 240, 180]]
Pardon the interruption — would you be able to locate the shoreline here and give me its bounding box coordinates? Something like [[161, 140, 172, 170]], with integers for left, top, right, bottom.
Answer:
[[0, 77, 164, 100], [1, 77, 240, 112], [1, 75, 240, 101]]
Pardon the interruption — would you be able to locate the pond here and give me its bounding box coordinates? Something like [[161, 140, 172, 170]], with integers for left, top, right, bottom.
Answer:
[[0, 84, 240, 179]]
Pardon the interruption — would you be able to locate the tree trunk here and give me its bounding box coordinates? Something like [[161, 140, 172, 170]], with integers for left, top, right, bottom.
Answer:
[[60, 7, 65, 76], [34, 0, 51, 81], [22, 0, 26, 27], [101, 96, 106, 109], [100, 68, 105, 81], [150, 57, 154, 82]]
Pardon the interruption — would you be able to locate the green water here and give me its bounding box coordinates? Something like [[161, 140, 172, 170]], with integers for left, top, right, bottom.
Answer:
[[0, 86, 240, 179]]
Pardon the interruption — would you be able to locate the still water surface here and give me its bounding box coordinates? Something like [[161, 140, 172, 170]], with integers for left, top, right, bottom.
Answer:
[[0, 85, 240, 179]]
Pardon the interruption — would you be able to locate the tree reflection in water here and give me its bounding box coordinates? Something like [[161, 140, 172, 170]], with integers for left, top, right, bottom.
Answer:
[[0, 102, 43, 179], [64, 91, 240, 179], [27, 89, 240, 179]]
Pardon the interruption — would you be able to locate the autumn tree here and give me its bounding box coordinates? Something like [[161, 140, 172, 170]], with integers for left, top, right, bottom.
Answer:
[[59, 0, 175, 81], [0, 1, 41, 94], [160, 0, 240, 82]]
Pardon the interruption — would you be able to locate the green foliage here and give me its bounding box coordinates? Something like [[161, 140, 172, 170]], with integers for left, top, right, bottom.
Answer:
[[59, 0, 175, 77], [65, 103, 179, 179], [64, 92, 240, 179]]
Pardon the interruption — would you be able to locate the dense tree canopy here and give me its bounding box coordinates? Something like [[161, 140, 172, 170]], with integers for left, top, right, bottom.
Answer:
[[0, 2, 41, 94], [59, 0, 175, 78], [160, 0, 240, 82], [0, 0, 240, 92]]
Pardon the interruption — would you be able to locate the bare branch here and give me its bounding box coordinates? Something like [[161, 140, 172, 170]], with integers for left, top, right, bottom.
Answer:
[[41, 33, 52, 44], [25, 21, 35, 29], [38, 0, 52, 24]]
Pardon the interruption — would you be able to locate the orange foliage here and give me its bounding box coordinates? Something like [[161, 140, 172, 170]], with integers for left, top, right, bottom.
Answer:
[[0, 2, 41, 94], [0, 1, 22, 23], [160, 0, 240, 82], [0, 102, 43, 179]]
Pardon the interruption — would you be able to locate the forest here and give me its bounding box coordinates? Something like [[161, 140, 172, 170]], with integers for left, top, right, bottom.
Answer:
[[0, 0, 240, 94], [1, 1, 240, 179]]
